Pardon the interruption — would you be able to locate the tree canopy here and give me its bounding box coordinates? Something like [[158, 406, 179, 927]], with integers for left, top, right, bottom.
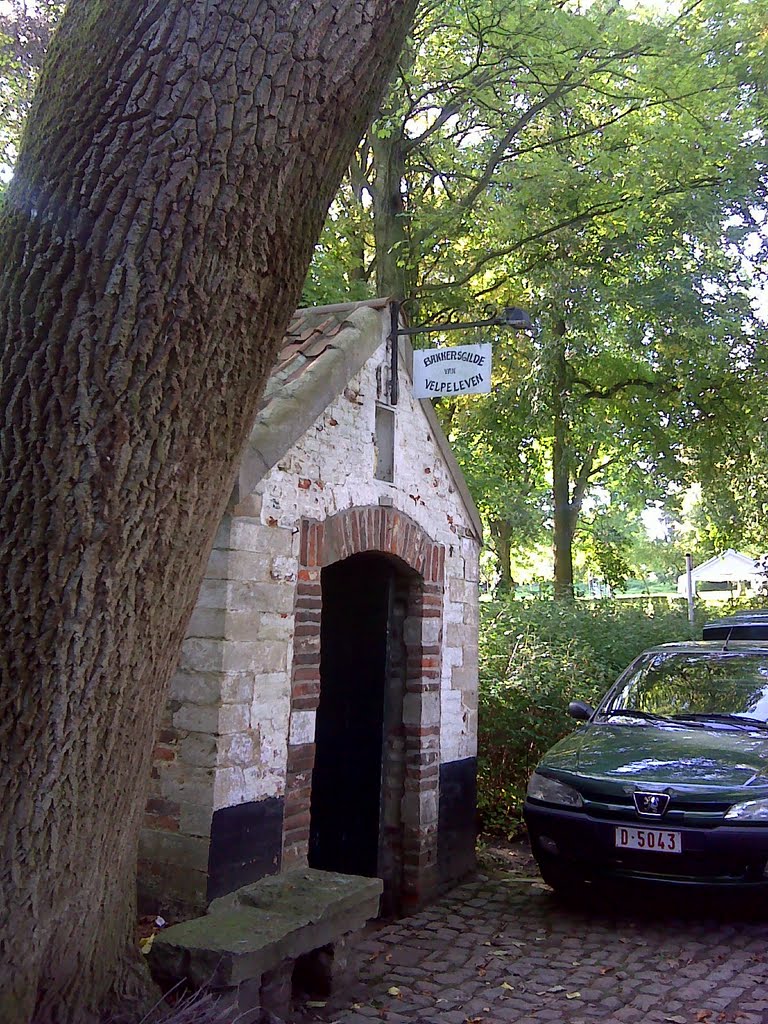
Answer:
[[306, 0, 768, 591]]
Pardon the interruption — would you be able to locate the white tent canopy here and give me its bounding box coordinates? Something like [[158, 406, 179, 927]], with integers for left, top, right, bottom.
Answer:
[[677, 548, 761, 596]]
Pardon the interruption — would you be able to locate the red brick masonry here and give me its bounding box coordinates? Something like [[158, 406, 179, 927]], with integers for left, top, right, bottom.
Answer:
[[284, 505, 445, 909]]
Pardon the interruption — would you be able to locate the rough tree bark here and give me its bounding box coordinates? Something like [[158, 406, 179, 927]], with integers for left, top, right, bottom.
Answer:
[[551, 317, 575, 600], [0, 2, 416, 1021], [550, 317, 599, 600], [371, 129, 411, 300]]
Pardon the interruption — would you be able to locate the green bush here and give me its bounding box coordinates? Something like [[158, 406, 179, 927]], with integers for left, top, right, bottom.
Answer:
[[477, 598, 701, 837]]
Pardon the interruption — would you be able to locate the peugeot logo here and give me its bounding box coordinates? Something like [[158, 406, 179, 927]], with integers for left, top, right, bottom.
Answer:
[[633, 792, 670, 817]]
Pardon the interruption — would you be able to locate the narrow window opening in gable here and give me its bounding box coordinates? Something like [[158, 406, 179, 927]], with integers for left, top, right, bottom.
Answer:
[[374, 405, 395, 483]]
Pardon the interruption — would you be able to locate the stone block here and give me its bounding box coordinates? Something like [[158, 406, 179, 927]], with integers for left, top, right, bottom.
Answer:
[[250, 671, 290, 704], [170, 670, 222, 706], [224, 550, 272, 583], [185, 606, 226, 640], [227, 581, 296, 615], [217, 730, 259, 767], [138, 858, 208, 918], [463, 599, 479, 627], [217, 641, 259, 673], [220, 671, 256, 704], [230, 517, 292, 555], [173, 704, 220, 734], [195, 578, 229, 611], [269, 555, 298, 582], [213, 767, 246, 809], [243, 763, 286, 803], [404, 692, 440, 729], [212, 515, 233, 550], [252, 612, 295, 642], [449, 665, 478, 693], [448, 577, 471, 603], [139, 829, 210, 872], [179, 801, 214, 838], [208, 867, 381, 918], [289, 710, 316, 746], [231, 491, 262, 519], [218, 702, 251, 734], [149, 870, 383, 990], [293, 934, 356, 998], [178, 639, 225, 675], [251, 706, 290, 757], [445, 622, 474, 648], [401, 788, 438, 827], [179, 732, 219, 768], [259, 962, 293, 1016], [157, 764, 216, 807], [251, 641, 289, 675], [202, 547, 232, 581]]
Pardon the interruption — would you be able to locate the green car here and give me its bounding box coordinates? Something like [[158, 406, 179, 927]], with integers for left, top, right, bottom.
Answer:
[[524, 640, 768, 893]]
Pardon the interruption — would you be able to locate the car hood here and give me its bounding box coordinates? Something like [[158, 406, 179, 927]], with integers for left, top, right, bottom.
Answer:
[[541, 721, 768, 789]]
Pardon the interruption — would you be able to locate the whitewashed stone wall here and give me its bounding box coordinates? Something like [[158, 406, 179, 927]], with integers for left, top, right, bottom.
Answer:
[[140, 319, 480, 913]]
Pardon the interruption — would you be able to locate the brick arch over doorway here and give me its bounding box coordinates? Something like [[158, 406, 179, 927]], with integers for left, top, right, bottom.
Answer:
[[283, 505, 445, 911]]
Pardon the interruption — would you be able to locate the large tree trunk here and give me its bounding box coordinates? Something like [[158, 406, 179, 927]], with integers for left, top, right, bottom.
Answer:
[[490, 520, 515, 595], [371, 129, 411, 299], [551, 318, 575, 600], [0, 2, 415, 1021]]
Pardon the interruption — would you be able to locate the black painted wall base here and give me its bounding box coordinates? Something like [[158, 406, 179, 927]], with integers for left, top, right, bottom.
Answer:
[[438, 757, 478, 887], [207, 796, 284, 901]]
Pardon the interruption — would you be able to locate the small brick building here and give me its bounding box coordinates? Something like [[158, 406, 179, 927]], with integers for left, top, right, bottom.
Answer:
[[139, 298, 482, 918]]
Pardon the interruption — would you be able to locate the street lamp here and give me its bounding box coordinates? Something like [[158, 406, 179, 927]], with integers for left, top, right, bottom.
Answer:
[[387, 300, 537, 404]]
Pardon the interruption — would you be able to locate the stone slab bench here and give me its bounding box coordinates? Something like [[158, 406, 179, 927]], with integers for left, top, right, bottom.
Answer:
[[148, 868, 383, 1021]]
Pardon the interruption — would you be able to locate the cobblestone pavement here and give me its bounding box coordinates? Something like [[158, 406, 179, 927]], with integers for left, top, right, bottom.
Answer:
[[298, 864, 768, 1024]]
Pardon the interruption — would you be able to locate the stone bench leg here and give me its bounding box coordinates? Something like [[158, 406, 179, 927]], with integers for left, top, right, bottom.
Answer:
[[260, 961, 295, 1018], [292, 929, 360, 999]]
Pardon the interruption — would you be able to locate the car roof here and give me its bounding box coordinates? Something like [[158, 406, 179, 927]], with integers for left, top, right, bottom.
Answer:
[[702, 611, 768, 640], [642, 640, 768, 656]]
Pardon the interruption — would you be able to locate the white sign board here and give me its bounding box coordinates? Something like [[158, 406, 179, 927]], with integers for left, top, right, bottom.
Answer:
[[412, 343, 492, 399]]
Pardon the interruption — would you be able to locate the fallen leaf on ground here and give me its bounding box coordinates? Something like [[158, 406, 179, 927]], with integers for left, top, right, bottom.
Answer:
[[139, 935, 154, 955], [387, 987, 401, 997], [566, 992, 582, 1000], [664, 1016, 687, 1023], [501, 982, 515, 991], [306, 1001, 326, 1008]]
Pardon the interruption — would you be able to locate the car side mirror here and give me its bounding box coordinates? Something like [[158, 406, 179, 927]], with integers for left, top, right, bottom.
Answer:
[[568, 700, 594, 722]]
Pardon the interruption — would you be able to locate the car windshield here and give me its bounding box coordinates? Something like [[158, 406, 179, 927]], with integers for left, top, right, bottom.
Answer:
[[600, 651, 768, 725]]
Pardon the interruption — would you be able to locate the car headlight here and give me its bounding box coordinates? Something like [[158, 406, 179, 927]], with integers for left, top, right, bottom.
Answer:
[[725, 798, 768, 822], [527, 772, 583, 808]]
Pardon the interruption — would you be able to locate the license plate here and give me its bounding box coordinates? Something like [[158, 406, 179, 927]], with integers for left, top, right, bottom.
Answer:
[[615, 827, 682, 853]]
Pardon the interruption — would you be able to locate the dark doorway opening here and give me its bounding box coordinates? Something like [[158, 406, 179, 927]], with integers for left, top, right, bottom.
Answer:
[[309, 552, 408, 904]]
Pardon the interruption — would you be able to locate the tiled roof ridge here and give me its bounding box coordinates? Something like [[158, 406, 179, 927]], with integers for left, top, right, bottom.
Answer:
[[292, 296, 391, 317]]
